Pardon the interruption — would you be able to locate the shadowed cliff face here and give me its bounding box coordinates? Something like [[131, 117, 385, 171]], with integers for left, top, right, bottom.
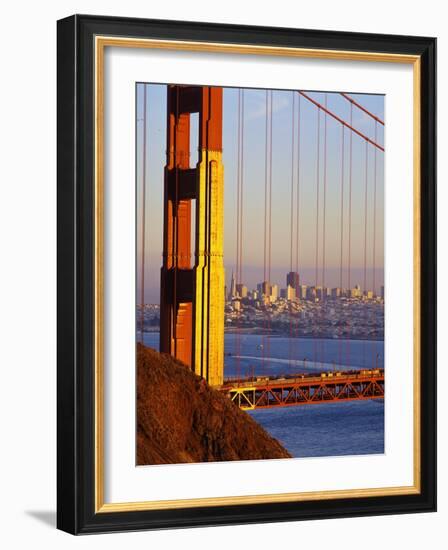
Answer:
[[136, 344, 292, 465]]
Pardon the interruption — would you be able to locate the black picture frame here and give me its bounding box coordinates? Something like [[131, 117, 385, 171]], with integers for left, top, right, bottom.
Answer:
[[57, 14, 436, 534]]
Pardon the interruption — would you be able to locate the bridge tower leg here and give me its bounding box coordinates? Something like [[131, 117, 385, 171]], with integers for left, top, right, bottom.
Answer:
[[160, 85, 224, 386]]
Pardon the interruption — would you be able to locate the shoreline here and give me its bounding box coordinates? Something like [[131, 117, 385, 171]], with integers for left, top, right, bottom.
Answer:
[[140, 328, 384, 344]]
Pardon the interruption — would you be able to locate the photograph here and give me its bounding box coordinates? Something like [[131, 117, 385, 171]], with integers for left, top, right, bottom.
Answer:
[[54, 13, 436, 534], [136, 83, 385, 465]]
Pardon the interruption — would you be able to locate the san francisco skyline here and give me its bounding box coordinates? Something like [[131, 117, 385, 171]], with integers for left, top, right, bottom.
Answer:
[[136, 84, 384, 303]]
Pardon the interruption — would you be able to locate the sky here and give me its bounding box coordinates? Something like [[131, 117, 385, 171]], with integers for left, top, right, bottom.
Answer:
[[136, 84, 384, 304]]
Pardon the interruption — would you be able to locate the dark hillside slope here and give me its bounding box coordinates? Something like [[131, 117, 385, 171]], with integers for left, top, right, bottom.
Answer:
[[137, 344, 292, 465]]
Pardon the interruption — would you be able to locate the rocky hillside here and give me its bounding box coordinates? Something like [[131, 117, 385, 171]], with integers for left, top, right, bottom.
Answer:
[[137, 344, 291, 465]]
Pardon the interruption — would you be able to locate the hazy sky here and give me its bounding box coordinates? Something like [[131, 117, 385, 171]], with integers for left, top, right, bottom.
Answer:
[[136, 84, 384, 304]]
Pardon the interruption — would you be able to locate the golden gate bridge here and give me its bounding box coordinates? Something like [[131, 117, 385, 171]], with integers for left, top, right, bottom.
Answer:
[[138, 84, 385, 410]]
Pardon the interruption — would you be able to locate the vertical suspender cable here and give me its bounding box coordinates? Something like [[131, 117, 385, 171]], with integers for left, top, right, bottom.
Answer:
[[295, 93, 302, 361], [268, 90, 273, 284], [139, 84, 148, 344], [373, 122, 378, 298], [267, 90, 273, 367], [239, 90, 245, 306], [339, 124, 345, 367], [363, 139, 369, 368], [239, 90, 245, 377], [236, 88, 241, 288], [314, 106, 320, 368], [263, 90, 268, 287], [372, 121, 378, 369], [289, 93, 295, 275], [235, 89, 242, 380], [322, 95, 328, 292], [346, 102, 353, 368], [289, 92, 296, 368], [321, 94, 328, 368], [262, 90, 269, 374]]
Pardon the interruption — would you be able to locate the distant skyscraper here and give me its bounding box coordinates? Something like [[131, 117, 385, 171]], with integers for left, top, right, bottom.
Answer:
[[280, 286, 295, 300], [257, 281, 278, 303], [286, 284, 296, 301], [259, 281, 271, 296], [286, 271, 300, 290], [298, 284, 307, 299], [350, 284, 362, 298], [306, 286, 317, 301], [228, 271, 236, 300], [236, 283, 248, 298]]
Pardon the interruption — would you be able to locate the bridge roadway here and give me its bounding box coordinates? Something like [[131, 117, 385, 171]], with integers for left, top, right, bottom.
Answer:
[[219, 369, 385, 410]]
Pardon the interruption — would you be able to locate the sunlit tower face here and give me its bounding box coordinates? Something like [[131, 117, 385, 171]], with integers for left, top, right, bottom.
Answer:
[[160, 85, 225, 386]]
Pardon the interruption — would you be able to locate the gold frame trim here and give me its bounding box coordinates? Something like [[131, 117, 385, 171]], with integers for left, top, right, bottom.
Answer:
[[94, 36, 421, 513]]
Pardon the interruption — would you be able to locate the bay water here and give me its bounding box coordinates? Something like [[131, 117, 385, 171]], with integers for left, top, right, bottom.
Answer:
[[141, 332, 384, 458]]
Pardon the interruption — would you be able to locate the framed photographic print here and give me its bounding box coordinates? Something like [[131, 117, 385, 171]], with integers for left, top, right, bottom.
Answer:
[[57, 14, 436, 534]]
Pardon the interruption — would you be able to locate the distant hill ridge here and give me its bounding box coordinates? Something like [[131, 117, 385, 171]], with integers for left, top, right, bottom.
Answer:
[[137, 344, 292, 465]]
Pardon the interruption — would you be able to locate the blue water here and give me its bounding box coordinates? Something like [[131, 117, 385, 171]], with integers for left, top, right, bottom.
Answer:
[[141, 332, 384, 458], [249, 400, 384, 457]]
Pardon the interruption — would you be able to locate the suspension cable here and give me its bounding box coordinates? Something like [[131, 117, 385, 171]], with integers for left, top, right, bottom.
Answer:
[[235, 88, 241, 380], [139, 84, 148, 344], [299, 91, 384, 152], [338, 124, 345, 367], [239, 90, 245, 378], [321, 94, 328, 368], [295, 93, 302, 356], [346, 102, 353, 368], [373, 121, 379, 370], [289, 92, 296, 368], [235, 88, 246, 381], [322, 94, 328, 294], [340, 92, 385, 126], [363, 139, 369, 368], [314, 105, 320, 368], [267, 90, 273, 367], [295, 92, 301, 287], [262, 90, 269, 374], [373, 121, 378, 298]]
